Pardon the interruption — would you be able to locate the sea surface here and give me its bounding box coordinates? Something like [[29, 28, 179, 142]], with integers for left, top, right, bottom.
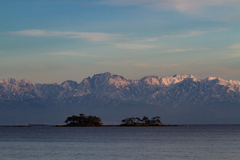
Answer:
[[0, 125, 240, 160]]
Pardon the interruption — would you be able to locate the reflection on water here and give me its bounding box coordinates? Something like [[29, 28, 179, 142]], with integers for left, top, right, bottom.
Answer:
[[0, 125, 240, 160]]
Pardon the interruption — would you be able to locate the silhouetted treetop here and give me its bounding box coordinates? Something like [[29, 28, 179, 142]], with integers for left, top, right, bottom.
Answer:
[[65, 113, 102, 126], [121, 116, 162, 126]]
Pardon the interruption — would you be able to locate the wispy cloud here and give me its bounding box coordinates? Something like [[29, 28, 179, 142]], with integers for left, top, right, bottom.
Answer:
[[167, 31, 207, 38], [113, 43, 155, 49], [27, 64, 47, 71], [160, 29, 226, 39], [11, 30, 123, 42], [229, 44, 240, 49], [221, 54, 240, 59], [9, 29, 226, 51], [132, 29, 226, 43], [101, 0, 240, 13], [48, 52, 100, 57], [134, 63, 177, 68], [53, 31, 123, 42], [109, 30, 217, 50], [209, 67, 240, 80], [0, 51, 4, 54], [165, 49, 193, 53], [11, 30, 49, 37], [164, 48, 210, 53], [96, 61, 132, 66]]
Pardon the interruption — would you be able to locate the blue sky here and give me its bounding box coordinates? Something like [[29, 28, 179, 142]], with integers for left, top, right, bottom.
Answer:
[[0, 0, 240, 83]]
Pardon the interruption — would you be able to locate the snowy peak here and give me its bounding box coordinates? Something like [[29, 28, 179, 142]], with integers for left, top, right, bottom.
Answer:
[[0, 78, 18, 84], [79, 72, 131, 89], [202, 77, 240, 86], [0, 78, 35, 90], [140, 74, 198, 87], [61, 80, 78, 89], [206, 77, 217, 81], [0, 78, 37, 101], [92, 72, 112, 82], [108, 75, 130, 88], [0, 78, 35, 85], [140, 76, 161, 85], [0, 73, 240, 104], [172, 74, 197, 82], [201, 77, 219, 84], [91, 72, 112, 88]]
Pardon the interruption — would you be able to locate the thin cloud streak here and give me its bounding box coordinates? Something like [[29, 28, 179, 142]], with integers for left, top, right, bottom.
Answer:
[[113, 43, 155, 49], [208, 67, 240, 80], [131, 29, 226, 44], [10, 29, 225, 45], [48, 52, 122, 58], [164, 31, 207, 38], [221, 54, 240, 59], [9, 29, 227, 51], [27, 64, 47, 71], [11, 30, 124, 42], [160, 29, 227, 39], [11, 30, 49, 37], [164, 48, 210, 53], [101, 0, 240, 13], [229, 44, 240, 49], [48, 52, 100, 57], [96, 61, 132, 66], [109, 30, 218, 50], [134, 63, 177, 68], [165, 49, 193, 53]]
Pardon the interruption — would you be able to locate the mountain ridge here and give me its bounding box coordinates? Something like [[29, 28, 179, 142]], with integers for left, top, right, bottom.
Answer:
[[0, 72, 240, 105], [1, 72, 240, 124]]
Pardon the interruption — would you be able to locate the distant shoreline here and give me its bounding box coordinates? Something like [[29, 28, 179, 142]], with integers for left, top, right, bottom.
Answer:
[[56, 124, 179, 127], [1, 124, 179, 127]]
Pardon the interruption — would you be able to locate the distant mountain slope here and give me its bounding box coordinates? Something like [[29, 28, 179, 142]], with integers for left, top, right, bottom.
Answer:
[[1, 72, 240, 106], [0, 72, 240, 124]]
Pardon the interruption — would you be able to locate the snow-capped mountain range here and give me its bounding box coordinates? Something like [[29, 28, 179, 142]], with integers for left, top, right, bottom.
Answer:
[[1, 72, 240, 107], [1, 72, 240, 124]]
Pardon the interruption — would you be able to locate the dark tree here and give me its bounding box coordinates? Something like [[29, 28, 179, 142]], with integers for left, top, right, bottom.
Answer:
[[121, 116, 162, 126], [142, 116, 150, 124], [136, 117, 141, 124], [151, 116, 162, 125], [65, 113, 102, 126]]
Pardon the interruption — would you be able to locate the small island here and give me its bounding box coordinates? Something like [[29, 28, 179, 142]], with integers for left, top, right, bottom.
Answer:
[[57, 113, 178, 127], [63, 113, 103, 127], [120, 116, 162, 126]]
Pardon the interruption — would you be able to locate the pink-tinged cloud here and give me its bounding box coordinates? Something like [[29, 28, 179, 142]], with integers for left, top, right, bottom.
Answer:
[[134, 63, 177, 67], [165, 49, 193, 53], [139, 29, 226, 42], [113, 43, 155, 49], [101, 0, 240, 13], [48, 52, 100, 57], [229, 44, 240, 49], [11, 30, 123, 42], [11, 30, 50, 36], [96, 61, 132, 66]]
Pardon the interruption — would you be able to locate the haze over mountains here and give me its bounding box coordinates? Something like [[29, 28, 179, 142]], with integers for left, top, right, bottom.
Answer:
[[1, 72, 240, 125]]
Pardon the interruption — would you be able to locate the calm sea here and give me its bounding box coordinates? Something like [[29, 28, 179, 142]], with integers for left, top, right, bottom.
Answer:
[[0, 125, 240, 160]]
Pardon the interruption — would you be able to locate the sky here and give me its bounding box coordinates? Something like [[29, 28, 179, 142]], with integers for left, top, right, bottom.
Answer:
[[0, 0, 240, 83]]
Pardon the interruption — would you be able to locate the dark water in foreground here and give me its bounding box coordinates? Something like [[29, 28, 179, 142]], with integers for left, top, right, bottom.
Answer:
[[0, 125, 240, 160]]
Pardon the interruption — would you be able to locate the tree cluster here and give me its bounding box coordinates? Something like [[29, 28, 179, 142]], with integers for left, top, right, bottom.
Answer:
[[121, 116, 162, 126], [65, 113, 102, 126]]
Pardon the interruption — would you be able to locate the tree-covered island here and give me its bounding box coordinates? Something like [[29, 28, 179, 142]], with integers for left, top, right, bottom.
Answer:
[[59, 113, 177, 127], [64, 114, 102, 127], [121, 116, 162, 126]]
